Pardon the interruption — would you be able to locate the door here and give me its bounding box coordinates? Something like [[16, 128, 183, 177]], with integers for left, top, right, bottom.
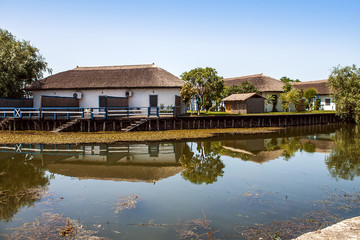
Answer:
[[149, 95, 158, 116]]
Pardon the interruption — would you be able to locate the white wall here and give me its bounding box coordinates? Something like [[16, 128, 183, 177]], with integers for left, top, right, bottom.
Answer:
[[33, 88, 181, 109], [318, 95, 335, 111]]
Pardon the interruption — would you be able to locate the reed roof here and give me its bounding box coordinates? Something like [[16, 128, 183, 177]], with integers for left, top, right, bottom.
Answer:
[[292, 79, 331, 95], [27, 64, 183, 90], [224, 74, 284, 92], [222, 93, 264, 102]]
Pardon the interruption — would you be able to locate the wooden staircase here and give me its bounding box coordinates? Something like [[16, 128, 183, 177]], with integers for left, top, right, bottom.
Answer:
[[0, 118, 12, 130], [52, 119, 79, 133], [122, 119, 148, 132]]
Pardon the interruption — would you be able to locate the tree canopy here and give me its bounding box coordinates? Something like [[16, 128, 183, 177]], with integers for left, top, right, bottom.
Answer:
[[280, 76, 300, 93], [0, 28, 51, 98], [328, 65, 360, 123], [304, 88, 317, 110], [224, 81, 258, 97], [180, 67, 224, 114]]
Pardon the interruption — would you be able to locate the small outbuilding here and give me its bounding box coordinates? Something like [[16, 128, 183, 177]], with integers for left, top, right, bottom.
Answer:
[[222, 93, 265, 114]]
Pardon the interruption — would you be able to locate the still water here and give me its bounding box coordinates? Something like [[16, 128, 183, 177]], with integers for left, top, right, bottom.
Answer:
[[0, 124, 360, 239]]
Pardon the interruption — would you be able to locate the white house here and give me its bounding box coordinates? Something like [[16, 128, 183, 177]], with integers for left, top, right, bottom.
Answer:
[[27, 64, 184, 114], [223, 74, 284, 112], [292, 80, 335, 111]]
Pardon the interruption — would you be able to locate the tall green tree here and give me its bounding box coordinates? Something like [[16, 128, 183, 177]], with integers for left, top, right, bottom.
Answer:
[[0, 29, 51, 98], [280, 88, 302, 112], [328, 65, 360, 123], [180, 67, 224, 115], [280, 76, 300, 93], [304, 88, 318, 110], [224, 81, 258, 97]]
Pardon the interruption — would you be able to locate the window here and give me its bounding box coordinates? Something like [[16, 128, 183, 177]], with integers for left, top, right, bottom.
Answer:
[[325, 99, 331, 106]]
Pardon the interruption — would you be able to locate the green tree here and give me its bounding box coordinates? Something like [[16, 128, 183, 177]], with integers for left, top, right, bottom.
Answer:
[[266, 94, 278, 112], [304, 88, 318, 110], [279, 92, 290, 111], [224, 81, 258, 97], [328, 65, 360, 123], [280, 76, 300, 93], [181, 67, 224, 115], [180, 81, 196, 114], [280, 76, 301, 84], [0, 29, 51, 98], [288, 88, 303, 111]]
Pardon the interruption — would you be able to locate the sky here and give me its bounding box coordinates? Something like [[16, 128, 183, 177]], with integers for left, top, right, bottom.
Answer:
[[1, 0, 359, 81]]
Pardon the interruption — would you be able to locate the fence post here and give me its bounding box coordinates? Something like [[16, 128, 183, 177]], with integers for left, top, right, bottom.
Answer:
[[81, 108, 84, 118], [157, 107, 159, 117], [67, 109, 69, 120], [127, 108, 130, 118], [41, 108, 43, 119], [147, 107, 150, 117], [105, 108, 108, 119], [91, 108, 93, 120], [173, 107, 175, 118]]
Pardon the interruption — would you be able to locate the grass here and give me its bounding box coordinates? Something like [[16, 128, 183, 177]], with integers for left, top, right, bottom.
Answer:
[[0, 127, 280, 144], [186, 110, 336, 116]]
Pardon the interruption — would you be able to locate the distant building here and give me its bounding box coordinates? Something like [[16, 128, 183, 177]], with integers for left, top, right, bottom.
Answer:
[[223, 74, 284, 112], [292, 79, 335, 111], [222, 93, 265, 114], [27, 64, 184, 113]]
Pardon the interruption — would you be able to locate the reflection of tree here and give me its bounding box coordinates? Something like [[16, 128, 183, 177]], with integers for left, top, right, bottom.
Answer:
[[325, 126, 360, 181], [279, 137, 303, 160], [0, 155, 51, 222], [180, 142, 225, 185]]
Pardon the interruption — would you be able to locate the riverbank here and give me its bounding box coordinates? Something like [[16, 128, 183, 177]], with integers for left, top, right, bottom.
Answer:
[[294, 216, 360, 239], [0, 127, 279, 144]]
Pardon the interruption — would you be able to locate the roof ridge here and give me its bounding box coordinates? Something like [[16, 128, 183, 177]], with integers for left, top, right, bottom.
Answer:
[[292, 79, 328, 84], [224, 73, 267, 81], [74, 64, 157, 70]]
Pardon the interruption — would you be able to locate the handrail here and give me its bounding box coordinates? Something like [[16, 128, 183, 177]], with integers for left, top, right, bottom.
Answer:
[[0, 106, 180, 119]]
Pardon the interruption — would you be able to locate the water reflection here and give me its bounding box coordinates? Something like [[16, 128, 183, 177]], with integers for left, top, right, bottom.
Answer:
[[213, 133, 335, 163], [0, 143, 186, 183], [180, 142, 224, 185], [0, 153, 51, 222], [325, 125, 360, 180]]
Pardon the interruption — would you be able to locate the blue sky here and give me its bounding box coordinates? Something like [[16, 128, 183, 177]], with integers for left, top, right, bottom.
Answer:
[[1, 0, 359, 81]]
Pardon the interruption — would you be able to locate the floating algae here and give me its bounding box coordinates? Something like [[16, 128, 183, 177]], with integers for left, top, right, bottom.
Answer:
[[113, 193, 139, 214], [239, 189, 360, 240], [3, 212, 108, 240]]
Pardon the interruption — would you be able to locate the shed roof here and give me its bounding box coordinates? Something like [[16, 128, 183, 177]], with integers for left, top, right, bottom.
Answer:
[[222, 92, 265, 102], [224, 74, 284, 92], [27, 64, 183, 90], [292, 79, 331, 95]]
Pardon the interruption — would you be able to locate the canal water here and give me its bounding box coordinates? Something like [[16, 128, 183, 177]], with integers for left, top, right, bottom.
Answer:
[[0, 124, 359, 239]]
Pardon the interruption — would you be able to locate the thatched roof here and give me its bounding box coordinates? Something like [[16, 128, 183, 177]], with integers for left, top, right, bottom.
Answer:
[[45, 164, 183, 182], [292, 79, 331, 95], [224, 74, 284, 92], [222, 93, 264, 102], [27, 64, 183, 90]]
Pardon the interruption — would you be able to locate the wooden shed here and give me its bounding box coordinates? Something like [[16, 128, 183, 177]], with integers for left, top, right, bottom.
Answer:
[[222, 93, 265, 114]]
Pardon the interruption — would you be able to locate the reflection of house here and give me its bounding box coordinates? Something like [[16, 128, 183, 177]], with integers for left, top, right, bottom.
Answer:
[[218, 135, 335, 163], [27, 64, 184, 112], [0, 143, 185, 182], [220, 139, 283, 164], [224, 74, 284, 112], [222, 93, 265, 114], [292, 80, 335, 111]]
